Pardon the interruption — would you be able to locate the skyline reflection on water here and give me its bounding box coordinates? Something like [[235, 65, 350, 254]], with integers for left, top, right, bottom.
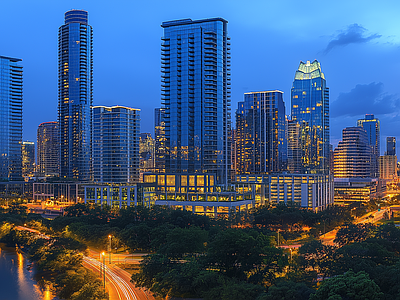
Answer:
[[0, 244, 58, 300]]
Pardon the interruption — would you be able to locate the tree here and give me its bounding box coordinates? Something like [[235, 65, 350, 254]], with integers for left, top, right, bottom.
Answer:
[[334, 223, 374, 247], [310, 270, 383, 300], [298, 240, 336, 280], [257, 280, 315, 300], [157, 226, 208, 258]]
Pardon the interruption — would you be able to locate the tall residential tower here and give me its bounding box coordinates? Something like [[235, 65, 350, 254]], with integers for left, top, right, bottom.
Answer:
[[0, 56, 23, 181], [37, 122, 59, 177], [92, 106, 140, 184], [235, 91, 286, 174], [161, 18, 231, 184], [291, 60, 329, 174], [58, 10, 93, 181]]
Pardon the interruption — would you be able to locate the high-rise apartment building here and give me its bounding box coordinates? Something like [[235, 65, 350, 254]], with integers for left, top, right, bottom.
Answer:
[[140, 133, 155, 181], [333, 127, 371, 178], [58, 10, 93, 181], [287, 119, 302, 173], [154, 108, 165, 172], [357, 114, 380, 178], [291, 60, 329, 174], [92, 106, 140, 184], [161, 18, 231, 184], [235, 91, 286, 174], [37, 122, 59, 177], [21, 141, 35, 178], [0, 56, 23, 181], [386, 137, 396, 156]]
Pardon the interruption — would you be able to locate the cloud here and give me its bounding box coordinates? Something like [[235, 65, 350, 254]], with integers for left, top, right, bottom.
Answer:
[[330, 82, 400, 118], [324, 24, 381, 54]]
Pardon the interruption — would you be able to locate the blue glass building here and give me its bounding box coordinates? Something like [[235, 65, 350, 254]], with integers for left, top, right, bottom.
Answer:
[[235, 91, 286, 174], [161, 18, 231, 185], [291, 60, 329, 174], [0, 56, 23, 181], [58, 10, 93, 181], [357, 114, 380, 178], [92, 106, 140, 184]]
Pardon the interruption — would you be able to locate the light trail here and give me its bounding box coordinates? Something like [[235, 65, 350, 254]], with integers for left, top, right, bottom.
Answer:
[[83, 256, 138, 300]]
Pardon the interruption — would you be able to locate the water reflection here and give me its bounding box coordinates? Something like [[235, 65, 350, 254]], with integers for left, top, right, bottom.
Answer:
[[0, 244, 58, 300]]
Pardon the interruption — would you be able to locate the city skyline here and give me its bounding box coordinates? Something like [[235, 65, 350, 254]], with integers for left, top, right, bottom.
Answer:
[[1, 1, 400, 153]]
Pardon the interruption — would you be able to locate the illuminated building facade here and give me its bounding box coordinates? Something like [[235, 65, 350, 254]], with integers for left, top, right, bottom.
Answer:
[[235, 174, 334, 210], [140, 133, 155, 181], [84, 173, 254, 217], [235, 91, 286, 174], [154, 108, 165, 172], [37, 122, 59, 177], [287, 119, 302, 173], [92, 106, 140, 184], [334, 178, 378, 205], [334, 127, 371, 178], [291, 60, 329, 174], [386, 137, 396, 156], [161, 18, 231, 184], [0, 56, 23, 181], [379, 155, 397, 180], [357, 114, 380, 178], [58, 10, 93, 181], [21, 141, 35, 178]]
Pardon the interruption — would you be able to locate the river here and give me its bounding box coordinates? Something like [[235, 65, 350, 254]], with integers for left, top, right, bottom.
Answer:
[[0, 243, 59, 300]]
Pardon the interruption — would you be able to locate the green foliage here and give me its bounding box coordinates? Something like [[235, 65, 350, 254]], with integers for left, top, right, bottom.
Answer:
[[298, 240, 336, 280], [257, 280, 314, 300], [56, 267, 107, 300], [310, 270, 384, 300], [202, 280, 265, 300], [334, 223, 375, 247]]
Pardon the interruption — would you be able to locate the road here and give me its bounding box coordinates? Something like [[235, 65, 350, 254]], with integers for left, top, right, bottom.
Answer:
[[320, 208, 389, 245], [83, 256, 154, 300]]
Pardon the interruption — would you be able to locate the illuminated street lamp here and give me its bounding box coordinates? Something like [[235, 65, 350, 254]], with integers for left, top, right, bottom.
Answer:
[[108, 235, 112, 264], [101, 252, 106, 290]]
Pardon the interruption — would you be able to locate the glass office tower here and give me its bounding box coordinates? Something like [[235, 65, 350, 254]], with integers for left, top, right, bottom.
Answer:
[[334, 127, 371, 178], [92, 106, 140, 184], [161, 18, 231, 185], [37, 122, 59, 177], [386, 137, 396, 156], [291, 60, 329, 174], [357, 114, 380, 178], [0, 56, 23, 181], [154, 108, 166, 172], [58, 10, 93, 181], [21, 141, 35, 178], [235, 91, 286, 174]]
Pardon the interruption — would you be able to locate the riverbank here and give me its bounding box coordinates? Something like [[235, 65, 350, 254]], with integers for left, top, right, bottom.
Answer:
[[0, 243, 58, 300]]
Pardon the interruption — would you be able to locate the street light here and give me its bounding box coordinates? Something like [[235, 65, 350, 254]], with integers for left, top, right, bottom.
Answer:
[[101, 252, 106, 290], [108, 235, 112, 264]]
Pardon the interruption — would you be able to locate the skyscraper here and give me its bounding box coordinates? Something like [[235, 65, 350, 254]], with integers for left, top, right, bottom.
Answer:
[[92, 106, 140, 184], [37, 122, 59, 177], [287, 119, 302, 173], [58, 10, 93, 181], [0, 56, 23, 181], [386, 137, 396, 156], [291, 60, 329, 174], [333, 127, 371, 178], [154, 108, 165, 172], [235, 91, 286, 174], [21, 141, 35, 178], [161, 18, 231, 184], [357, 114, 380, 178]]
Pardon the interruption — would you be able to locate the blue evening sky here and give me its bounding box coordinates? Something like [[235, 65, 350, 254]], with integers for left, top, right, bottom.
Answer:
[[1, 0, 399, 154]]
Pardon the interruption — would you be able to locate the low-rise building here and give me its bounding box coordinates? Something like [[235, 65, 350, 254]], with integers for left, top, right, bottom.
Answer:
[[235, 174, 334, 211]]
